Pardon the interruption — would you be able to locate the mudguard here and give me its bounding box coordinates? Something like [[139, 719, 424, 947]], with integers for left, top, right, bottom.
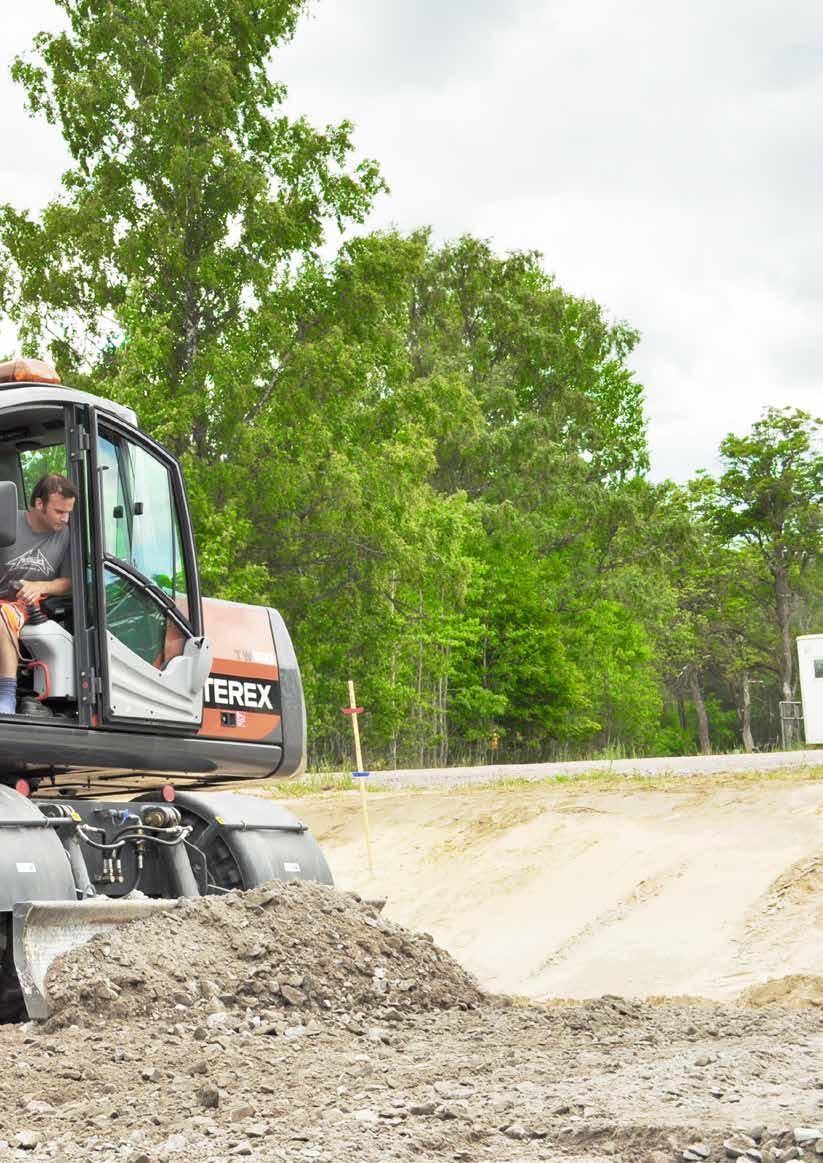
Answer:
[[143, 790, 334, 891], [0, 788, 75, 912]]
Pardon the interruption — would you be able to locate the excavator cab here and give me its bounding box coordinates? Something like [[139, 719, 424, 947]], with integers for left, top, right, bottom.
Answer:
[[0, 359, 307, 795], [0, 368, 209, 730]]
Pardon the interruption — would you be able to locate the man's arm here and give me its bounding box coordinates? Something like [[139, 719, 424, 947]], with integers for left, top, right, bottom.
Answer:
[[15, 577, 72, 603]]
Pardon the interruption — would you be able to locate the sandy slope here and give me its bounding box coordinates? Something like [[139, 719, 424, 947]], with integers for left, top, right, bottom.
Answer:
[[281, 774, 823, 1003]]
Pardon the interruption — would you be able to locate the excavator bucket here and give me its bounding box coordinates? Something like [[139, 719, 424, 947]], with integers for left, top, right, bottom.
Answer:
[[13, 898, 180, 1020]]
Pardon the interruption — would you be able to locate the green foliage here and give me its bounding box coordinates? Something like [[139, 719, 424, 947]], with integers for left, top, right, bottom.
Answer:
[[18, 443, 68, 501], [694, 408, 822, 701], [0, 0, 384, 417], [1, 2, 816, 764], [569, 601, 663, 753], [701, 408, 821, 560]]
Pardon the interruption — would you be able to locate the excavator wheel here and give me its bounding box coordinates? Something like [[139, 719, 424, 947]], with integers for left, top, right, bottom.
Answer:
[[178, 806, 244, 892], [0, 917, 25, 1024]]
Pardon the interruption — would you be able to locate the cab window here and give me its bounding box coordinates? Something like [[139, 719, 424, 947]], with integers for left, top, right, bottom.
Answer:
[[104, 567, 185, 669], [98, 428, 189, 615], [19, 444, 68, 505]]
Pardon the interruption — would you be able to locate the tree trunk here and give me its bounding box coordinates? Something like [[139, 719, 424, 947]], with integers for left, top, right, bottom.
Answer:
[[773, 551, 795, 702], [438, 644, 450, 767], [389, 572, 398, 770], [688, 668, 711, 755], [739, 671, 754, 753], [417, 590, 425, 768], [676, 694, 687, 731]]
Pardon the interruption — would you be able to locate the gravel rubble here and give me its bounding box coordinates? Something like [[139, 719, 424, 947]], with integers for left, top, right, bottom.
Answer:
[[0, 879, 819, 1162]]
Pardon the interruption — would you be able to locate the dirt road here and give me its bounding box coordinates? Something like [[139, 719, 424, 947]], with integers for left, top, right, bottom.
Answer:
[[1, 985, 819, 1162], [360, 749, 823, 790]]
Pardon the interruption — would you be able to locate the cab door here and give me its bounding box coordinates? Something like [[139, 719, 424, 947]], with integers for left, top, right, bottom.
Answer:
[[90, 412, 212, 729]]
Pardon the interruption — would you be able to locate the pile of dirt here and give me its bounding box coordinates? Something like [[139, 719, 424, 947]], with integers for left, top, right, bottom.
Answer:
[[44, 879, 483, 1027], [739, 973, 823, 1009]]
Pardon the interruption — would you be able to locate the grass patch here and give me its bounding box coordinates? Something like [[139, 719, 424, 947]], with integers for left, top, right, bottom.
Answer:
[[264, 771, 394, 798], [451, 764, 823, 795]]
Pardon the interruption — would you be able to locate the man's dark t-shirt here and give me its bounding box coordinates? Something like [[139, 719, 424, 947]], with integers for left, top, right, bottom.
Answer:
[[0, 512, 70, 600]]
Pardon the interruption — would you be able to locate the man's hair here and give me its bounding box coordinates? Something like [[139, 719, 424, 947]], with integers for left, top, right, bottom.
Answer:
[[31, 473, 78, 509]]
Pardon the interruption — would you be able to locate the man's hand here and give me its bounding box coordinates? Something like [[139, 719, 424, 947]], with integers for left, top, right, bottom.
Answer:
[[14, 577, 71, 604], [15, 580, 46, 603]]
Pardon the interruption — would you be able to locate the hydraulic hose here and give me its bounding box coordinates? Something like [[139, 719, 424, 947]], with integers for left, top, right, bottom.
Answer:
[[76, 825, 192, 852]]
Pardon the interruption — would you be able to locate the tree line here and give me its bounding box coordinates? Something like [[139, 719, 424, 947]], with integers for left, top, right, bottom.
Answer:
[[1, 0, 820, 765]]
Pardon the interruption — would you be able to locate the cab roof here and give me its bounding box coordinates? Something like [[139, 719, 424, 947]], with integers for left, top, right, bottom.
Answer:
[[0, 382, 138, 428], [0, 359, 138, 428]]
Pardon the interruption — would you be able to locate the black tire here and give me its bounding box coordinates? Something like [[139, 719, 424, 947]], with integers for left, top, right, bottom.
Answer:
[[0, 917, 25, 1023], [178, 807, 244, 893]]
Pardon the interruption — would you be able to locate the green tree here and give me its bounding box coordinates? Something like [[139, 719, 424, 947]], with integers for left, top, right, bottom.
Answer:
[[626, 481, 783, 755], [696, 408, 822, 704], [0, 3, 683, 765], [0, 2, 396, 749], [0, 0, 384, 460], [227, 228, 654, 765], [329, 231, 652, 761]]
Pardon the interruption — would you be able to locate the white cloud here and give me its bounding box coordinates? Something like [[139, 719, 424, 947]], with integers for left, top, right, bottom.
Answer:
[[0, 2, 70, 211], [278, 0, 823, 479]]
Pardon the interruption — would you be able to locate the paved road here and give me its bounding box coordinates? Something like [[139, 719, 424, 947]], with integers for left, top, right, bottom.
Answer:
[[361, 748, 823, 790]]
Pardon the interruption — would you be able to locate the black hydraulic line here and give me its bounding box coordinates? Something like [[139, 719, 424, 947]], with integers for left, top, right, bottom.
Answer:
[[0, 813, 81, 829], [183, 839, 211, 897], [115, 858, 143, 898], [193, 820, 306, 847], [194, 822, 219, 852]]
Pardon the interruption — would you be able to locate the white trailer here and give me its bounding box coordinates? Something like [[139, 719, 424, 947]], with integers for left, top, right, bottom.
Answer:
[[796, 634, 823, 745]]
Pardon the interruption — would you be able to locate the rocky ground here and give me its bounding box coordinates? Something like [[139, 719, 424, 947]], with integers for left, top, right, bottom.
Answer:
[[0, 879, 821, 1163]]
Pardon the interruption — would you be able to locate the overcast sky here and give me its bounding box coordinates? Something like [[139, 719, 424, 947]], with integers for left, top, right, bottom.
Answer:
[[2, 0, 821, 480]]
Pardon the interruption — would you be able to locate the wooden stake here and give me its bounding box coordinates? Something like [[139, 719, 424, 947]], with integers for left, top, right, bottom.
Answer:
[[346, 679, 374, 873]]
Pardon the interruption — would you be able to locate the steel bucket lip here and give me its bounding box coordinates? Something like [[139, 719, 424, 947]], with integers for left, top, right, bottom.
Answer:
[[12, 897, 180, 1020]]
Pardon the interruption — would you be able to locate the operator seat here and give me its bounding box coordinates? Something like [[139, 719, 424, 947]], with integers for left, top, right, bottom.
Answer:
[[19, 619, 76, 699]]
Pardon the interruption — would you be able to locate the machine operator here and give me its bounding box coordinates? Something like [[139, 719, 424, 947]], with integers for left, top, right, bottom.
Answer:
[[0, 473, 75, 715]]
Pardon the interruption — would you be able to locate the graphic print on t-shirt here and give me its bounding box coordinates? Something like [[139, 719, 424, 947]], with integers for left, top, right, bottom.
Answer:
[[0, 547, 55, 594], [0, 514, 70, 599]]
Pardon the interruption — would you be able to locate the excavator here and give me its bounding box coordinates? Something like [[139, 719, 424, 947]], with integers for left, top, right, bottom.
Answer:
[[0, 358, 332, 1021]]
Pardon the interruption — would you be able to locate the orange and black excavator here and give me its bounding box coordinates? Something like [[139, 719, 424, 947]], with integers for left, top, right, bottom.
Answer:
[[0, 359, 331, 1021]]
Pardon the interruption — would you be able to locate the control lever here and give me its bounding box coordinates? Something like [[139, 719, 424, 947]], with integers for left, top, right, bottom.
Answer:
[[12, 582, 48, 625]]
